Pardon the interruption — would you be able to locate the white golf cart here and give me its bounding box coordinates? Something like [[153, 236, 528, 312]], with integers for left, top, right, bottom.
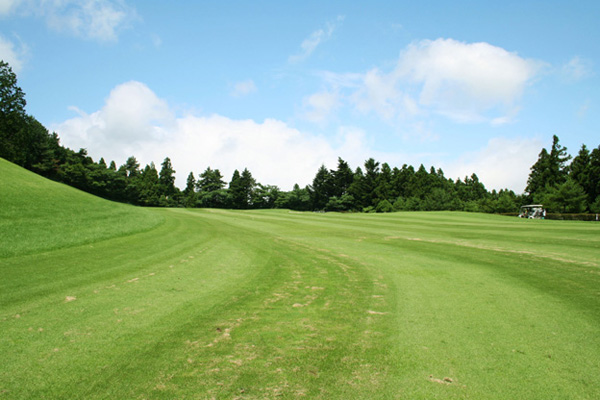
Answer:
[[518, 204, 545, 219]]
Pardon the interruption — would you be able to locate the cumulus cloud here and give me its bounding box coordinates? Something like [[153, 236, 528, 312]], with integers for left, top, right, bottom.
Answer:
[[397, 39, 541, 119], [0, 34, 27, 72], [289, 15, 344, 63], [305, 38, 542, 126], [442, 136, 543, 193], [4, 0, 136, 42], [53, 81, 539, 192], [53, 81, 370, 190], [56, 81, 174, 157], [230, 79, 257, 98]]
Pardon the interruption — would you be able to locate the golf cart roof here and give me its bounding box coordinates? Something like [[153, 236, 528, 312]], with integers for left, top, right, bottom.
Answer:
[[520, 204, 543, 208]]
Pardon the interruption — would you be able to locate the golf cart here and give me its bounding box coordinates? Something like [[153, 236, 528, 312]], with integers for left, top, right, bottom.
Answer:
[[518, 204, 545, 219]]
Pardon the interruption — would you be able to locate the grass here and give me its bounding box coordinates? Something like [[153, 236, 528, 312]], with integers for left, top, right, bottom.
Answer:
[[1, 158, 600, 399], [0, 158, 164, 258]]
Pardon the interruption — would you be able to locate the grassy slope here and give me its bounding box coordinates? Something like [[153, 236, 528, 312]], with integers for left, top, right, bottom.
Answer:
[[1, 161, 600, 399], [0, 158, 163, 257]]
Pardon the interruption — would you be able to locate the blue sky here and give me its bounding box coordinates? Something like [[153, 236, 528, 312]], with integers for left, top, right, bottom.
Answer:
[[1, 0, 598, 192]]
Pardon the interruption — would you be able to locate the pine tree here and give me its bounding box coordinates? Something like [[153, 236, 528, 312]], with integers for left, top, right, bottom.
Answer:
[[158, 157, 177, 203], [183, 172, 197, 207], [229, 168, 255, 209], [331, 157, 354, 197], [526, 135, 570, 198], [569, 144, 591, 205], [309, 164, 334, 210], [197, 167, 225, 193]]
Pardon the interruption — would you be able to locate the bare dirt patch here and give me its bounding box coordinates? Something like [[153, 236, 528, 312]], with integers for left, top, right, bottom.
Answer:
[[428, 375, 454, 385]]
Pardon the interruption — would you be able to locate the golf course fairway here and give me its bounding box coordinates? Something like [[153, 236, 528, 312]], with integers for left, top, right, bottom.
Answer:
[[1, 158, 599, 399]]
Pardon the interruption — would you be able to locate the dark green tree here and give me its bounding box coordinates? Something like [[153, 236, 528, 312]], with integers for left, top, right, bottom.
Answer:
[[309, 164, 334, 210], [276, 184, 311, 211], [374, 162, 393, 204], [139, 163, 161, 206], [158, 157, 178, 205], [362, 158, 380, 208], [183, 172, 197, 207], [526, 135, 570, 198], [541, 178, 587, 213], [331, 157, 354, 198], [0, 60, 27, 164], [120, 156, 141, 204], [569, 144, 591, 209], [197, 167, 225, 193], [252, 184, 280, 209], [229, 168, 255, 209], [589, 146, 600, 208]]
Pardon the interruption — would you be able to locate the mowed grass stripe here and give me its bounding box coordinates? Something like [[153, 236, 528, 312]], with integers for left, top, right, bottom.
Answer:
[[2, 209, 397, 399], [0, 158, 163, 258], [2, 164, 600, 398], [177, 209, 600, 398]]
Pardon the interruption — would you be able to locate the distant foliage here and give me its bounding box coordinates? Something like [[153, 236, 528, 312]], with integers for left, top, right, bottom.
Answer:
[[1, 60, 598, 213], [526, 135, 600, 213]]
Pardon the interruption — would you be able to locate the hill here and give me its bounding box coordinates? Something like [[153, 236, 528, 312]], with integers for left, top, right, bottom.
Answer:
[[0, 157, 163, 258]]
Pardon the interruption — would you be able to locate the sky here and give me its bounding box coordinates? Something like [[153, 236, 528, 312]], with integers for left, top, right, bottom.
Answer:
[[1, 0, 598, 192]]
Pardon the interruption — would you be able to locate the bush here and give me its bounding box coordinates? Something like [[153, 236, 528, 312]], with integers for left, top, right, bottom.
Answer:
[[375, 199, 393, 213]]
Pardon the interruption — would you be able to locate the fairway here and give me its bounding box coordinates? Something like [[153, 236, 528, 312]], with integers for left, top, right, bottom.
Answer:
[[1, 163, 600, 399]]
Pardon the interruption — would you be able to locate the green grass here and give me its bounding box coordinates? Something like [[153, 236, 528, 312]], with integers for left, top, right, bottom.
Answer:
[[0, 158, 164, 257], [1, 159, 600, 399]]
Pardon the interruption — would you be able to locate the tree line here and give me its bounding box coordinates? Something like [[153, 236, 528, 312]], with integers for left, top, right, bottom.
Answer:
[[525, 135, 600, 213], [2, 60, 599, 214]]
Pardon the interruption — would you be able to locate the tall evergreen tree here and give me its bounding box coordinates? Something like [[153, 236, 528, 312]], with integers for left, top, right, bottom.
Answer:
[[569, 144, 591, 205], [123, 156, 140, 178], [197, 167, 225, 193], [548, 135, 571, 184], [229, 168, 255, 209], [362, 158, 380, 208], [183, 172, 197, 208], [331, 157, 354, 197], [309, 164, 334, 210], [139, 163, 161, 206], [158, 157, 177, 200], [348, 167, 367, 209], [374, 162, 393, 204]]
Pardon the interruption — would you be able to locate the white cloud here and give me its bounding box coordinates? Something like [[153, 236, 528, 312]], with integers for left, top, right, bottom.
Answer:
[[55, 81, 174, 156], [303, 90, 340, 122], [230, 79, 257, 98], [350, 68, 401, 119], [0, 34, 27, 72], [0, 0, 20, 15], [398, 39, 541, 113], [4, 0, 135, 42], [53, 81, 541, 193], [52, 81, 371, 190], [307, 38, 542, 126], [442, 136, 543, 193], [561, 56, 593, 81], [289, 15, 344, 63]]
